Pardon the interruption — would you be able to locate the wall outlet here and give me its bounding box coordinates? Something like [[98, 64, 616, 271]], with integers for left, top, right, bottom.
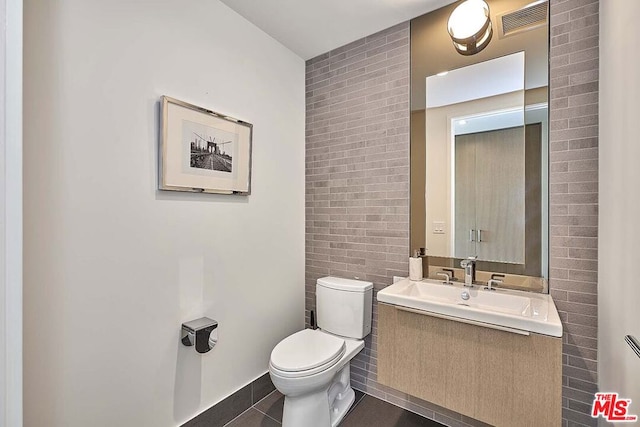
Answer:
[[433, 221, 445, 234]]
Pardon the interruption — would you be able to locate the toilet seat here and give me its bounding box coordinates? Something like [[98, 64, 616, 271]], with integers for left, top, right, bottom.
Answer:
[[270, 329, 346, 378]]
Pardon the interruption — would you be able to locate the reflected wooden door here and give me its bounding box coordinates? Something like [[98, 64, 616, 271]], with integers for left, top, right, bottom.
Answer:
[[455, 126, 525, 264], [475, 126, 525, 263]]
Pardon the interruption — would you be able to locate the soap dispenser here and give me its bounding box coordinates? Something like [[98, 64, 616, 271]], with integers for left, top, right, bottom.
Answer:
[[409, 249, 423, 281]]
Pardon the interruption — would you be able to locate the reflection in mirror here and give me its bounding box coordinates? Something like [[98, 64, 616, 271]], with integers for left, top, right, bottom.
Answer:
[[410, 0, 549, 285], [425, 52, 526, 264]]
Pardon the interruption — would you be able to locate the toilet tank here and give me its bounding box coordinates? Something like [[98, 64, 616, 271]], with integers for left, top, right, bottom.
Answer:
[[316, 276, 373, 339]]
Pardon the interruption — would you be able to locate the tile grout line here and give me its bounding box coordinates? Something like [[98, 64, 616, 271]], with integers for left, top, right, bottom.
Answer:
[[252, 407, 282, 425], [251, 389, 283, 425], [221, 405, 257, 427], [253, 389, 279, 407]]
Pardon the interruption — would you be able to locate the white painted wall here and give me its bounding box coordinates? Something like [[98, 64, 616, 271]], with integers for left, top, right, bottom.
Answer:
[[1, 0, 22, 425], [23, 1, 305, 426], [599, 0, 640, 416]]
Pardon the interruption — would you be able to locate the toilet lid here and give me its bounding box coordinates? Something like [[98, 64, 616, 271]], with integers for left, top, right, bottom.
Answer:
[[270, 329, 346, 373]]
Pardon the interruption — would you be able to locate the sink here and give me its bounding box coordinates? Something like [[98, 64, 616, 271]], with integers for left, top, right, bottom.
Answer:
[[376, 278, 562, 337]]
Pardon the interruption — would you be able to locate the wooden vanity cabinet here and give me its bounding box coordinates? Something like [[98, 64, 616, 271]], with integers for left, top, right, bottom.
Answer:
[[377, 303, 562, 426]]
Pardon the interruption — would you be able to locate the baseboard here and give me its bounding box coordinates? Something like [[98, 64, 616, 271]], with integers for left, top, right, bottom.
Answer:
[[180, 372, 275, 427]]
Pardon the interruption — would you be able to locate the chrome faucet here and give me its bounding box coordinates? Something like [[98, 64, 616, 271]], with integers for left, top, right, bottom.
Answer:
[[436, 272, 452, 285], [460, 256, 477, 287], [485, 279, 502, 291]]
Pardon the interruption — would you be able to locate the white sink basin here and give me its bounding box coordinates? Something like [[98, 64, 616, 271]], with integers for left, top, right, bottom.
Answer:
[[377, 278, 562, 337]]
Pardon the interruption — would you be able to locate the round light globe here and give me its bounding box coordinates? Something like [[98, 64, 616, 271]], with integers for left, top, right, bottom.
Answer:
[[447, 0, 493, 55]]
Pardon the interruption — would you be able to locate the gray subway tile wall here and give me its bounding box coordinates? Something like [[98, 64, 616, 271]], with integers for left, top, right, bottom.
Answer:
[[304, 14, 410, 400], [305, 1, 599, 426], [305, 22, 412, 312], [549, 1, 599, 426]]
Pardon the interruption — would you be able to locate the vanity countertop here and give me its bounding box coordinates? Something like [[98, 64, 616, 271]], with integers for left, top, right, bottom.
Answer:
[[377, 277, 562, 337]]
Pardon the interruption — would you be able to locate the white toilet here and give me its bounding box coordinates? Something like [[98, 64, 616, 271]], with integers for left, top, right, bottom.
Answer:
[[269, 276, 373, 427]]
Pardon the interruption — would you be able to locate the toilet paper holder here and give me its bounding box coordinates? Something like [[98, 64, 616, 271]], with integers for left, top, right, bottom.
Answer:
[[181, 317, 218, 354]]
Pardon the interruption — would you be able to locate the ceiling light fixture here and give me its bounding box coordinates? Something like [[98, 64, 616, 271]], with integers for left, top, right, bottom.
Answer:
[[447, 0, 493, 56]]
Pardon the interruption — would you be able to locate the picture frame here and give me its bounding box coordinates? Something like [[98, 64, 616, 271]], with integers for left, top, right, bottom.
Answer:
[[159, 96, 253, 195]]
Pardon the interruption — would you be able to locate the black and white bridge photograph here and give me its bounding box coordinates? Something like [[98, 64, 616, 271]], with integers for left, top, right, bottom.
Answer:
[[185, 121, 235, 173]]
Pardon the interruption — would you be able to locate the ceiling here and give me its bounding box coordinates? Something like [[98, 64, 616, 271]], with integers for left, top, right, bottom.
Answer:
[[219, 0, 457, 60]]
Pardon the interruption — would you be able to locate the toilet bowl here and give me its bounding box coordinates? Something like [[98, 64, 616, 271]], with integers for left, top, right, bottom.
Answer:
[[269, 277, 373, 427], [269, 329, 364, 426]]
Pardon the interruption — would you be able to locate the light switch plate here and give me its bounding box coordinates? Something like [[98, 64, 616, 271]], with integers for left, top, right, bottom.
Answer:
[[433, 221, 445, 234]]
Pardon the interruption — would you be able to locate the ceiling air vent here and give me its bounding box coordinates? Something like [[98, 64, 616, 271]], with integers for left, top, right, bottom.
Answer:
[[497, 0, 548, 38]]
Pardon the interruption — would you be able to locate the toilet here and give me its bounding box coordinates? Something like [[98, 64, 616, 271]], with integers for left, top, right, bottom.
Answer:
[[269, 276, 373, 427]]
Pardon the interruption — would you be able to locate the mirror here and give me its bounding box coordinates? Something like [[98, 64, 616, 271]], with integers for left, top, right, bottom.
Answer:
[[426, 52, 526, 265], [411, 0, 549, 282]]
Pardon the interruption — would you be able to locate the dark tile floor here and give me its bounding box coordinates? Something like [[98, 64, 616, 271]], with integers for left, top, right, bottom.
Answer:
[[224, 389, 445, 427]]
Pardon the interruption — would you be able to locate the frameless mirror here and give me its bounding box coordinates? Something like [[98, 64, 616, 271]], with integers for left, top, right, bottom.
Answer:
[[426, 52, 526, 264], [411, 0, 549, 282]]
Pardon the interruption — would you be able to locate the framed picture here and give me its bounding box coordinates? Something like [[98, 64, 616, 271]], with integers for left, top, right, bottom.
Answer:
[[159, 96, 253, 195]]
